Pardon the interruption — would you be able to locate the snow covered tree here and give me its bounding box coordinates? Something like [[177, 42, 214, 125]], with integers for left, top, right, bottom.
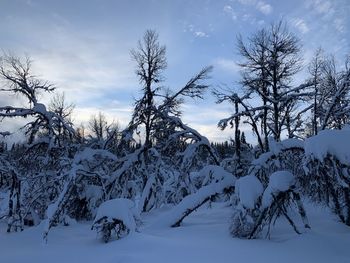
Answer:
[[306, 48, 325, 136], [130, 29, 167, 151], [125, 30, 218, 212], [0, 53, 76, 232], [218, 21, 311, 154], [318, 55, 350, 130]]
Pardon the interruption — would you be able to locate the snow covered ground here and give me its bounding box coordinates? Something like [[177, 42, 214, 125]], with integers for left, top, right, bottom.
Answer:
[[0, 202, 349, 263]]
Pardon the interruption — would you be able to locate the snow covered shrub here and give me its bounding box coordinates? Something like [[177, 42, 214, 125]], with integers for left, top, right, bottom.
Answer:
[[91, 198, 140, 243], [230, 175, 263, 238], [231, 171, 310, 239], [230, 207, 257, 238], [303, 130, 350, 225], [248, 138, 304, 185]]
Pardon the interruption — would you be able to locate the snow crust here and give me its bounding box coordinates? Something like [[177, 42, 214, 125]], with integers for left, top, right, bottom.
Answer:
[[262, 171, 295, 208], [94, 198, 139, 232], [304, 129, 350, 165], [235, 175, 264, 209]]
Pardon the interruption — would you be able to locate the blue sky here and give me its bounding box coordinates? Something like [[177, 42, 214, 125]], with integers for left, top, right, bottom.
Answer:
[[0, 0, 349, 142]]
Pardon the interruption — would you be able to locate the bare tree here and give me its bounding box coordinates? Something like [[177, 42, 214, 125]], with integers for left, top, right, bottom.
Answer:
[[317, 55, 350, 130], [127, 30, 218, 212], [218, 21, 309, 154], [49, 92, 75, 145], [307, 48, 325, 135], [130, 29, 167, 150], [0, 53, 74, 147], [88, 112, 109, 140], [88, 112, 121, 151]]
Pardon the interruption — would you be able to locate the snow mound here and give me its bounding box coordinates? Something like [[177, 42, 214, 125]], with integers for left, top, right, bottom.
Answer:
[[305, 129, 350, 165], [262, 171, 295, 208], [235, 175, 264, 209], [94, 198, 139, 232]]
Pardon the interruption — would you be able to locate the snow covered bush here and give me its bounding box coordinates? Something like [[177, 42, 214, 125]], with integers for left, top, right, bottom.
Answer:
[[230, 175, 263, 238], [231, 171, 309, 239], [0, 54, 75, 233], [248, 138, 305, 185], [303, 130, 350, 225], [91, 198, 140, 243]]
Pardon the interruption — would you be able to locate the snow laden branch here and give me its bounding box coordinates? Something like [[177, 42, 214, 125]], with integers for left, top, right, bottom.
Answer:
[[157, 166, 235, 228]]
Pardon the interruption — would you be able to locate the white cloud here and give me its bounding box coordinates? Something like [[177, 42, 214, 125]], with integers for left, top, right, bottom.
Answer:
[[182, 103, 253, 142], [305, 0, 346, 34], [223, 5, 233, 13], [183, 23, 209, 38], [256, 1, 273, 15], [214, 58, 240, 74], [334, 18, 345, 33], [0, 15, 141, 133], [194, 31, 209, 38], [223, 5, 237, 20], [291, 18, 310, 34], [72, 106, 132, 128], [236, 0, 273, 15], [237, 0, 256, 5], [306, 0, 333, 15]]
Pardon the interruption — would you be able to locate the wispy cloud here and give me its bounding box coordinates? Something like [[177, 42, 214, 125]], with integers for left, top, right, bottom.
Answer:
[[214, 58, 240, 74], [194, 31, 209, 38], [291, 18, 309, 34], [223, 5, 237, 20], [237, 0, 273, 15], [334, 18, 345, 33], [256, 1, 273, 15], [306, 0, 334, 16], [305, 0, 347, 33], [183, 23, 210, 38]]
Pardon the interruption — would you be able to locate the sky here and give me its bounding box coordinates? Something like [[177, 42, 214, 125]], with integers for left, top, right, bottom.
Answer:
[[0, 0, 349, 143]]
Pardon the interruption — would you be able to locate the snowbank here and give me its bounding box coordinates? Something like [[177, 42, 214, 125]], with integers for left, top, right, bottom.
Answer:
[[235, 175, 264, 209], [304, 129, 350, 165]]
